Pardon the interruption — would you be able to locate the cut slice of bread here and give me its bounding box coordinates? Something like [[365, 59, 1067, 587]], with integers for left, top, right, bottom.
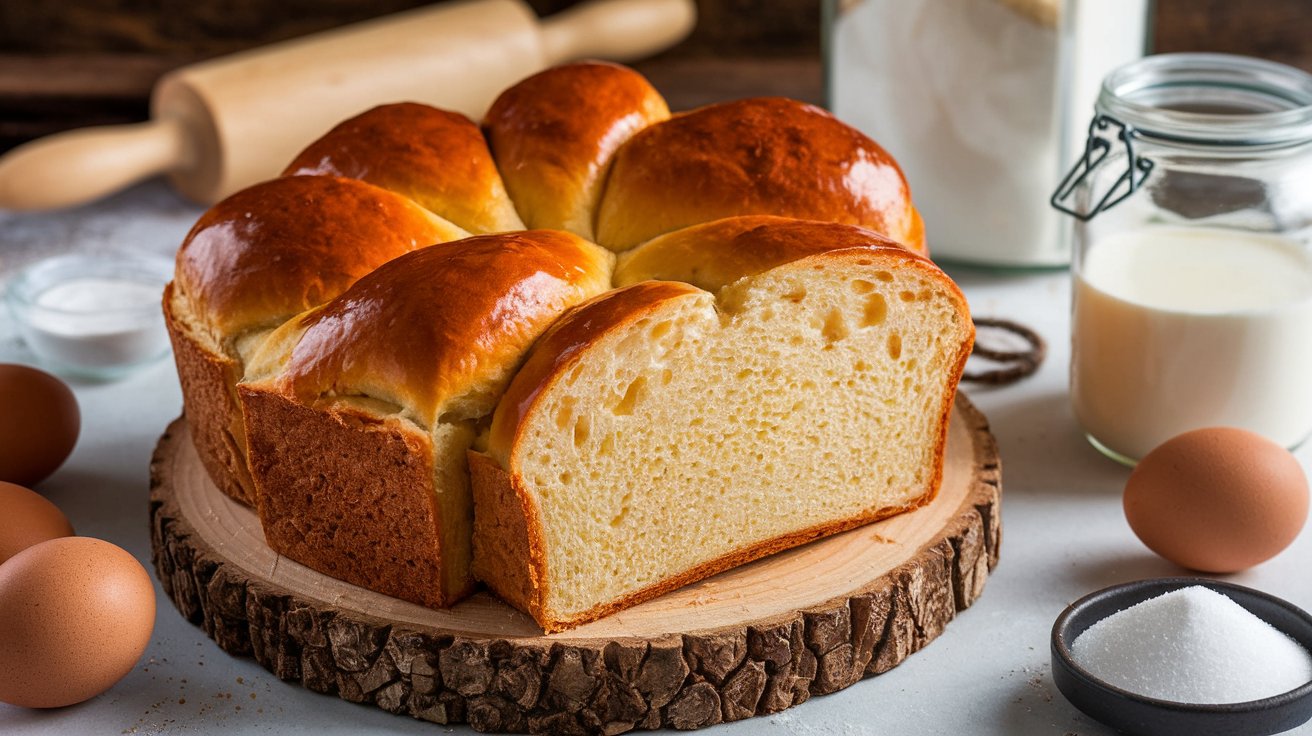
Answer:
[[471, 219, 973, 631]]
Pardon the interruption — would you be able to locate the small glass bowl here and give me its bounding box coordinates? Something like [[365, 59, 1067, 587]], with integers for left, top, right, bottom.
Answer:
[[5, 252, 174, 380], [1051, 578, 1312, 736]]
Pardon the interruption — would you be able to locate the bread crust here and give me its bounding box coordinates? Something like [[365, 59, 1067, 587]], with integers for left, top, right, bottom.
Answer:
[[163, 282, 256, 505], [284, 103, 523, 235], [174, 174, 467, 338], [467, 450, 544, 616], [277, 230, 614, 429], [596, 98, 926, 254], [484, 61, 669, 241], [615, 215, 922, 291], [240, 385, 468, 608]]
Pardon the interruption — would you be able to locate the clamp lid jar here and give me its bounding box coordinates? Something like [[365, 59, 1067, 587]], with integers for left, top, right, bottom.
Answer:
[[1055, 53, 1312, 464]]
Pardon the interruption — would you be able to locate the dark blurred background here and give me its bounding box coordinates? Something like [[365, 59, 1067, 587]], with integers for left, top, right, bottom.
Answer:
[[1, 0, 1308, 152]]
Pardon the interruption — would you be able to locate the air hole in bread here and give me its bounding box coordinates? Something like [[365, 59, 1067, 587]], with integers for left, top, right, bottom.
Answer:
[[660, 369, 673, 386], [821, 310, 849, 343], [573, 415, 591, 448], [862, 293, 888, 327], [555, 405, 573, 430], [887, 333, 903, 360], [899, 290, 916, 302], [784, 286, 807, 303], [875, 271, 894, 282], [612, 375, 647, 416], [610, 492, 633, 527], [597, 434, 615, 457], [651, 321, 673, 339], [851, 279, 875, 295]]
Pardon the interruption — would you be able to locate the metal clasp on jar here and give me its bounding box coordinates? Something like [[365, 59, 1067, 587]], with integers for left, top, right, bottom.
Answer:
[[1051, 114, 1155, 221]]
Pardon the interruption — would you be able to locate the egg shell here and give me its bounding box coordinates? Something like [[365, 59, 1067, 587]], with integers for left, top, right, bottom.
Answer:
[[0, 363, 80, 486], [0, 536, 155, 708], [1124, 427, 1310, 573], [0, 481, 73, 564]]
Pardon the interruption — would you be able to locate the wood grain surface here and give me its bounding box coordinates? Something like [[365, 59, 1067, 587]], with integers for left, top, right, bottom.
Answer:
[[149, 394, 1002, 733]]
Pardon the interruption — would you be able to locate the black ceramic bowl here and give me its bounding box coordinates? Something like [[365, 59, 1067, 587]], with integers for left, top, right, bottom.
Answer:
[[1051, 578, 1312, 736]]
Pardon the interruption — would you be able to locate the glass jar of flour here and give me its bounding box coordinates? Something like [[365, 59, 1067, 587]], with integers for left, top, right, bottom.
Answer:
[[1055, 54, 1312, 464], [825, 0, 1149, 266]]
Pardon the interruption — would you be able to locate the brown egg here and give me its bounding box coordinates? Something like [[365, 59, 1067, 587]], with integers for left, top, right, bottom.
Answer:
[[1124, 427, 1309, 573], [0, 481, 74, 564], [0, 364, 80, 486], [0, 537, 155, 708]]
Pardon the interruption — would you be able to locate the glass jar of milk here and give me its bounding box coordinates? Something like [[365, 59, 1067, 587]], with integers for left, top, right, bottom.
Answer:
[[1056, 53, 1312, 464]]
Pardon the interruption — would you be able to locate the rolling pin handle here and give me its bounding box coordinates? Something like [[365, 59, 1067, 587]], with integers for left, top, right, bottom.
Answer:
[[540, 0, 697, 64], [0, 117, 192, 212]]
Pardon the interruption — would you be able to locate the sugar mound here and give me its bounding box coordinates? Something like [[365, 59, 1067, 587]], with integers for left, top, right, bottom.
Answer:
[[1070, 586, 1312, 704]]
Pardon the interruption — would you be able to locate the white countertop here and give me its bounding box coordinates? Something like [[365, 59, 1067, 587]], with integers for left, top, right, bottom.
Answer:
[[2, 182, 1310, 736]]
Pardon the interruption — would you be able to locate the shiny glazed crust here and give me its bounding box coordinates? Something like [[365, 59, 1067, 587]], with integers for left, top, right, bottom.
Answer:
[[273, 230, 614, 428], [595, 98, 926, 254], [173, 174, 467, 338], [614, 214, 917, 291], [483, 62, 669, 241], [284, 103, 524, 235]]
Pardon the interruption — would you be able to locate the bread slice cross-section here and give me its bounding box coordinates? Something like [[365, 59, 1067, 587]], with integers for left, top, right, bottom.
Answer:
[[470, 217, 973, 631]]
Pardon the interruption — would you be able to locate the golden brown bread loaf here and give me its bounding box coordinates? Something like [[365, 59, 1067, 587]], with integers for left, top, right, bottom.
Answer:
[[165, 61, 969, 628]]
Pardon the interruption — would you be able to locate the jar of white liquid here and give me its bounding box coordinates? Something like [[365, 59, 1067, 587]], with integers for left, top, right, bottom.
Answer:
[[1054, 53, 1312, 464]]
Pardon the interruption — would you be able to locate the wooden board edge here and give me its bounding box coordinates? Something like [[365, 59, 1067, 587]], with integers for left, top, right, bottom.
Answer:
[[148, 393, 1002, 733]]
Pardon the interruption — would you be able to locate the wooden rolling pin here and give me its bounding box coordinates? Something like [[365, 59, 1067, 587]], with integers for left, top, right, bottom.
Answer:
[[0, 0, 695, 211]]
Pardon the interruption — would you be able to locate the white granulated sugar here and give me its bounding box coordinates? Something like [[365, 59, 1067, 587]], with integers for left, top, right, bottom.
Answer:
[[1070, 586, 1312, 704]]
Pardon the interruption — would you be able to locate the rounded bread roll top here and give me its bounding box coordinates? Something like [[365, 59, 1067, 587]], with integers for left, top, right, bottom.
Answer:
[[614, 215, 924, 293], [270, 230, 614, 429], [283, 103, 524, 235], [173, 175, 468, 343], [596, 97, 926, 255], [484, 61, 669, 242]]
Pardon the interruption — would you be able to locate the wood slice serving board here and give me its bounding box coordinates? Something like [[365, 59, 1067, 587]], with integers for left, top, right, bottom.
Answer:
[[149, 395, 1001, 734]]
